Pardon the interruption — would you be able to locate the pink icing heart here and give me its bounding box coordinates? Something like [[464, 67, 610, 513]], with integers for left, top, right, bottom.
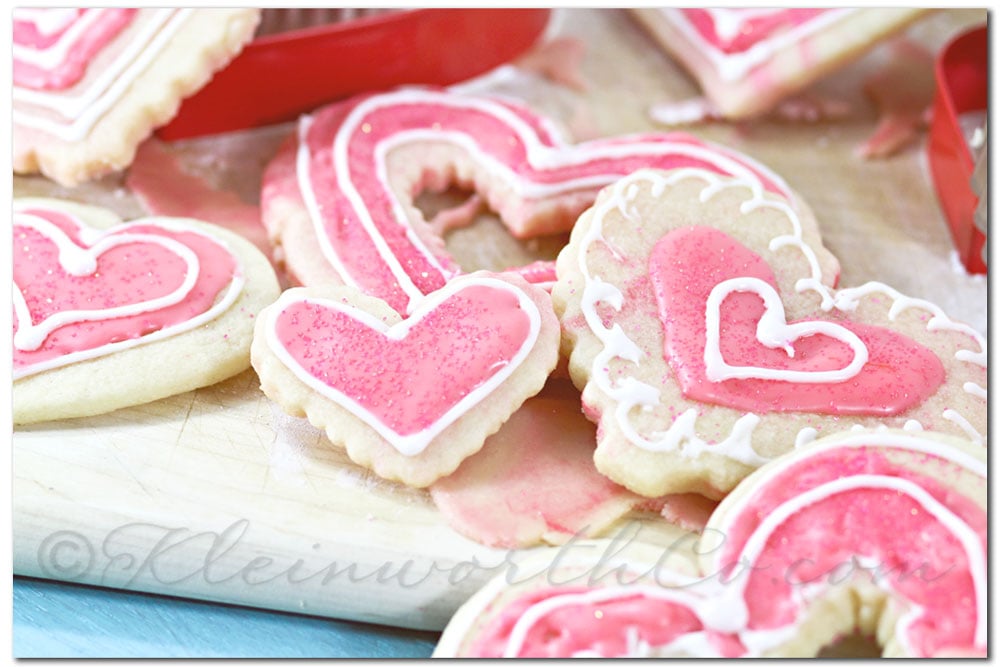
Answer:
[[267, 277, 540, 456], [13, 206, 240, 378], [649, 226, 945, 415]]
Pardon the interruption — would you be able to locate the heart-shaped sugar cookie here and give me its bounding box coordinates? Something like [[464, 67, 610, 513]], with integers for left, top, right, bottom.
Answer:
[[251, 271, 560, 487], [13, 198, 280, 424], [553, 168, 986, 498]]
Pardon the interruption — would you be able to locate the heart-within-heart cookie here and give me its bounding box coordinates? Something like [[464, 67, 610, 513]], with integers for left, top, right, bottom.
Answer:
[[13, 198, 281, 424], [434, 430, 987, 658], [552, 168, 986, 498], [250, 271, 560, 487], [261, 86, 803, 315]]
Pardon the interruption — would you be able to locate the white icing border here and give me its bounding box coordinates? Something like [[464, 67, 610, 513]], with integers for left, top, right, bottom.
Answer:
[[265, 276, 542, 457], [573, 168, 987, 463], [12, 205, 245, 380], [703, 276, 869, 383]]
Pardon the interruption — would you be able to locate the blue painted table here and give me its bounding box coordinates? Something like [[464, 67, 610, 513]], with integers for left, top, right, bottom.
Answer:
[[13, 576, 439, 658]]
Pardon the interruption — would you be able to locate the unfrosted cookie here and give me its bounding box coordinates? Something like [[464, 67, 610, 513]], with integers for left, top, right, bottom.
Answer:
[[260, 86, 801, 315], [13, 8, 260, 186], [250, 271, 560, 487], [434, 429, 986, 657], [13, 197, 281, 424], [631, 8, 930, 119], [553, 168, 987, 498]]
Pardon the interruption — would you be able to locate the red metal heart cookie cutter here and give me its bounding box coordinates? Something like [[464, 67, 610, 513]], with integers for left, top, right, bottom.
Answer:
[[158, 8, 551, 141], [926, 25, 987, 274]]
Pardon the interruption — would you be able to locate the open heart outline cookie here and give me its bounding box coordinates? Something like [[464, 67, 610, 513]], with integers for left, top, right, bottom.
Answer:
[[13, 198, 280, 424], [261, 87, 802, 315], [552, 168, 986, 498], [434, 430, 987, 658]]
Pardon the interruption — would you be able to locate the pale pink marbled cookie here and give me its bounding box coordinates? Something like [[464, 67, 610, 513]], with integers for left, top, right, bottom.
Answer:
[[13, 8, 260, 186], [553, 168, 986, 498], [630, 8, 930, 119], [429, 380, 641, 548]]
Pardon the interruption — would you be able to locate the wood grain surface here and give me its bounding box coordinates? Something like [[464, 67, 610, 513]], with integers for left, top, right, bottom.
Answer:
[[12, 8, 988, 635]]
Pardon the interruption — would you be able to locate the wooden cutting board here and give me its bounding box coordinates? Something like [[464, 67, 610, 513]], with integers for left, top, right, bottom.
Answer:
[[12, 8, 987, 633]]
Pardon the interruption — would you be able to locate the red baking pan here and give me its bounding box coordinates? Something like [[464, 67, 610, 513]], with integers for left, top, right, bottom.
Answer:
[[926, 24, 987, 275], [157, 8, 551, 141]]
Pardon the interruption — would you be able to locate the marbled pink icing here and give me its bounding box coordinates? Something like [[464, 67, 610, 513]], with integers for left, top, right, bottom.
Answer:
[[13, 206, 238, 375], [460, 435, 986, 657], [469, 586, 743, 658], [681, 8, 832, 53], [650, 226, 944, 415], [292, 88, 794, 314], [714, 444, 986, 657], [13, 8, 137, 90]]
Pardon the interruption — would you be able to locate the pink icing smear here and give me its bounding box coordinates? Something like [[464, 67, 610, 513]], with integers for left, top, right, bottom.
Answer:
[[650, 226, 944, 415], [13, 207, 238, 374], [430, 392, 637, 548], [681, 8, 832, 54], [13, 8, 137, 90], [273, 284, 532, 436], [126, 140, 271, 260], [297, 88, 793, 314], [716, 445, 986, 657]]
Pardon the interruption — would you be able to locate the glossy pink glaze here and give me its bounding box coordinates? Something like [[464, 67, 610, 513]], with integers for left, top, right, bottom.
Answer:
[[716, 445, 986, 656], [296, 89, 792, 313], [13, 8, 137, 90], [13, 207, 237, 371], [272, 284, 532, 436], [650, 226, 944, 415], [430, 392, 636, 548], [681, 8, 831, 54]]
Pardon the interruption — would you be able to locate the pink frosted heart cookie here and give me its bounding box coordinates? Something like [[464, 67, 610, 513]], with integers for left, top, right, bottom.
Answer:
[[434, 429, 986, 657], [553, 168, 986, 498], [260, 86, 801, 315], [13, 8, 260, 186], [13, 198, 281, 424], [250, 271, 560, 487], [630, 8, 930, 119]]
